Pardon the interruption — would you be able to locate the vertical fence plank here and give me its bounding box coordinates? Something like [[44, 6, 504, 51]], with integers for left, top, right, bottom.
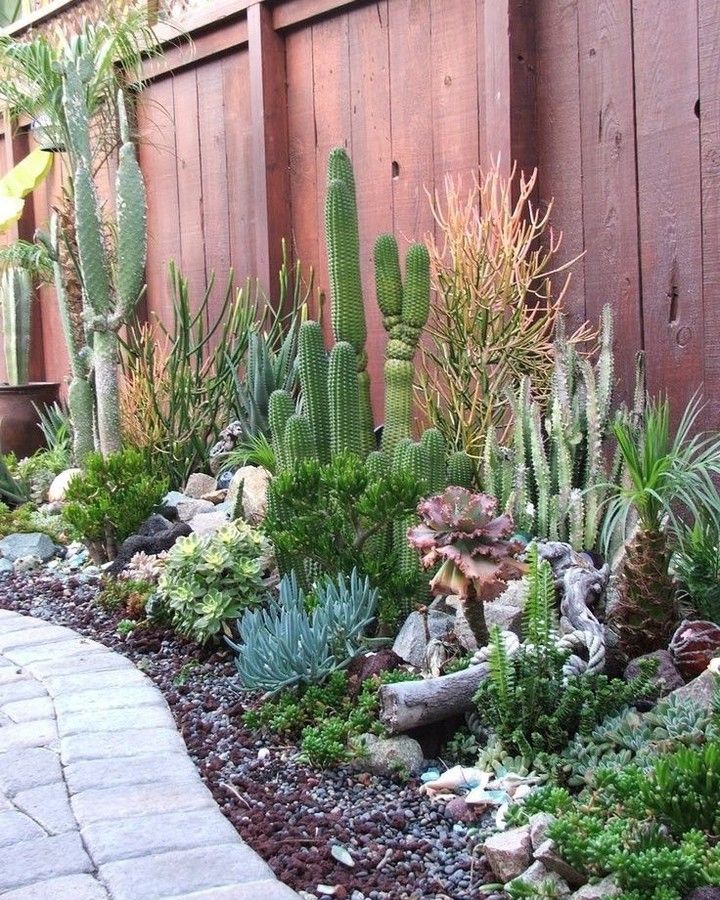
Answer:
[[535, 0, 586, 331], [248, 2, 291, 304], [633, 0, 703, 414], [577, 0, 642, 403], [699, 0, 720, 423]]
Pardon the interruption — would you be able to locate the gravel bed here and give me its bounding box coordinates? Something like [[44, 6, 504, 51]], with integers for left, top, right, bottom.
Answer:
[[0, 570, 493, 900]]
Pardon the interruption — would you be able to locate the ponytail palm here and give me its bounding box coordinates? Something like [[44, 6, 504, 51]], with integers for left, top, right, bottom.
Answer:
[[602, 395, 720, 656]]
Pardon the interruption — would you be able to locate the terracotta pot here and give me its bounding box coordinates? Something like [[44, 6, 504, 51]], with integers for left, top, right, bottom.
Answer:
[[0, 382, 60, 459]]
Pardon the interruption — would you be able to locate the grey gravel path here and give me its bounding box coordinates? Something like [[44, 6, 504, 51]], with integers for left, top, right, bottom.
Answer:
[[0, 609, 300, 900]]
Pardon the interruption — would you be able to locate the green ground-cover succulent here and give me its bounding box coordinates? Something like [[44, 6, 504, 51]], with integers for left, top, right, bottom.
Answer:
[[156, 521, 269, 644]]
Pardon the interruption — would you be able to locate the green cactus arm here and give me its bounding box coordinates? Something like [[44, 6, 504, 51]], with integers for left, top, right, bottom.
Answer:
[[0, 267, 31, 386], [595, 304, 614, 426], [325, 176, 365, 353], [529, 401, 551, 537], [381, 358, 413, 457], [298, 320, 330, 463], [579, 358, 603, 549], [401, 243, 431, 331], [374, 234, 403, 329], [93, 329, 122, 456], [327, 147, 358, 216], [329, 341, 362, 458], [115, 90, 147, 322], [420, 427, 446, 492], [67, 375, 95, 464], [283, 413, 318, 464], [73, 161, 112, 315], [268, 389, 296, 470], [365, 449, 388, 480], [446, 449, 475, 489], [61, 61, 92, 167]]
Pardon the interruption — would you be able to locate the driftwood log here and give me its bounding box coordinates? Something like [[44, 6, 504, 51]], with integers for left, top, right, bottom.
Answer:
[[379, 662, 489, 734]]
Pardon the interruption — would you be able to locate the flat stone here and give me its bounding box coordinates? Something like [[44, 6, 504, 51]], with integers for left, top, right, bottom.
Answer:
[[0, 718, 58, 752], [0, 747, 63, 795], [529, 812, 556, 850], [0, 666, 25, 686], [0, 676, 47, 704], [189, 510, 230, 536], [176, 498, 215, 522], [7, 640, 100, 667], [14, 781, 77, 835], [666, 669, 718, 712], [0, 832, 93, 892], [61, 727, 187, 764], [534, 839, 585, 887], [0, 532, 56, 562], [2, 695, 55, 722], [0, 614, 47, 633], [392, 608, 455, 668], [44, 667, 150, 697], [484, 825, 533, 882], [53, 683, 162, 717], [65, 752, 200, 795], [624, 649, 684, 696], [571, 876, 620, 899], [184, 473, 217, 499], [168, 883, 301, 899], [507, 861, 571, 897], [1, 874, 108, 900], [81, 806, 240, 864], [162, 490, 186, 508], [0, 809, 46, 847], [353, 733, 425, 776], [27, 649, 127, 680], [0, 625, 78, 652], [72, 780, 215, 826], [99, 844, 274, 900], [58, 703, 173, 737]]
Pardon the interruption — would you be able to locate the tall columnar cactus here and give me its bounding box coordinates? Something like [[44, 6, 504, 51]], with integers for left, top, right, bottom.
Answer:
[[325, 148, 374, 454], [481, 305, 620, 550], [60, 62, 147, 458], [297, 321, 330, 463], [329, 341, 362, 458], [374, 235, 431, 456], [0, 267, 31, 386]]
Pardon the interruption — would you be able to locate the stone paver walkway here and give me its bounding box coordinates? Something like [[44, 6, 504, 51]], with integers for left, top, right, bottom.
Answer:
[[0, 609, 300, 900]]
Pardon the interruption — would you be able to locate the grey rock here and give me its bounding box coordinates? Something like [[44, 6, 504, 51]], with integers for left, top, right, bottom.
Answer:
[[571, 875, 620, 898], [65, 752, 199, 795], [666, 669, 718, 712], [208, 421, 244, 474], [98, 843, 274, 900], [529, 812, 555, 850], [176, 497, 215, 522], [14, 781, 77, 835], [0, 675, 47, 705], [533, 839, 585, 887], [47, 468, 83, 503], [184, 473, 217, 499], [53, 683, 162, 717], [216, 469, 234, 490], [0, 557, 13, 573], [353, 733, 424, 777], [0, 718, 58, 753], [2, 695, 54, 722], [685, 891, 720, 900], [483, 826, 532, 882], [61, 728, 186, 764], [392, 609, 455, 668], [0, 623, 76, 652], [57, 703, 173, 738], [507, 860, 571, 896], [189, 509, 230, 536], [162, 491, 186, 508], [13, 555, 43, 573], [485, 602, 524, 637], [137, 514, 173, 537], [0, 832, 93, 892], [0, 532, 56, 562], [226, 466, 271, 524], [71, 780, 214, 826], [624, 649, 684, 696]]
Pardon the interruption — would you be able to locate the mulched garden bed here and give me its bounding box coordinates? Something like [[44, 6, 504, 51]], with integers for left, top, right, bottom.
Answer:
[[0, 570, 493, 900]]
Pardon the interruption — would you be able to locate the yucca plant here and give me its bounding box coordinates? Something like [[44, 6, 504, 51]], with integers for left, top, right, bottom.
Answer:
[[602, 394, 720, 657]]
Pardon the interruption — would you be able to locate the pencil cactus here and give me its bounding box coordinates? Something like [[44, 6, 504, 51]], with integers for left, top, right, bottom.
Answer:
[[0, 266, 31, 386], [58, 59, 147, 459], [298, 321, 330, 463], [375, 235, 431, 456], [325, 148, 373, 454]]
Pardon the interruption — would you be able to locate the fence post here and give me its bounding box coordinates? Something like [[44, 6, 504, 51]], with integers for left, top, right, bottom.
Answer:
[[248, 1, 291, 307], [1, 118, 46, 383]]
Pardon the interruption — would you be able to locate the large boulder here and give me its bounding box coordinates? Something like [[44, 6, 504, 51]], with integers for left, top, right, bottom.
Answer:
[[346, 650, 401, 697], [533, 839, 585, 887], [352, 733, 424, 777], [0, 532, 56, 563], [183, 473, 217, 500], [624, 649, 684, 696], [669, 620, 720, 679], [189, 509, 230, 537], [176, 497, 215, 522], [665, 669, 718, 713], [483, 826, 532, 882], [507, 861, 571, 897], [226, 466, 272, 524], [47, 468, 82, 503], [107, 522, 191, 576]]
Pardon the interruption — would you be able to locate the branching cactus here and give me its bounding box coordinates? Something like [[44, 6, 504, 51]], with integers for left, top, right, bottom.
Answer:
[[60, 60, 147, 458], [0, 267, 31, 386], [482, 305, 618, 550], [325, 148, 374, 454], [374, 234, 431, 456]]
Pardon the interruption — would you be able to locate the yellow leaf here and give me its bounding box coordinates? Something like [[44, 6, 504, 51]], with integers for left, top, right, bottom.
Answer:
[[0, 149, 53, 201], [0, 193, 24, 233]]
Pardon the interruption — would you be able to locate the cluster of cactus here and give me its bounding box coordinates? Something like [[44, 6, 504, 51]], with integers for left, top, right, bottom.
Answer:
[[41, 59, 146, 462], [0, 266, 31, 386], [481, 306, 622, 551]]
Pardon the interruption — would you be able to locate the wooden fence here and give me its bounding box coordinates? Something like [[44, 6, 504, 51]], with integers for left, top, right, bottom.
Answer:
[[2, 0, 719, 425]]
